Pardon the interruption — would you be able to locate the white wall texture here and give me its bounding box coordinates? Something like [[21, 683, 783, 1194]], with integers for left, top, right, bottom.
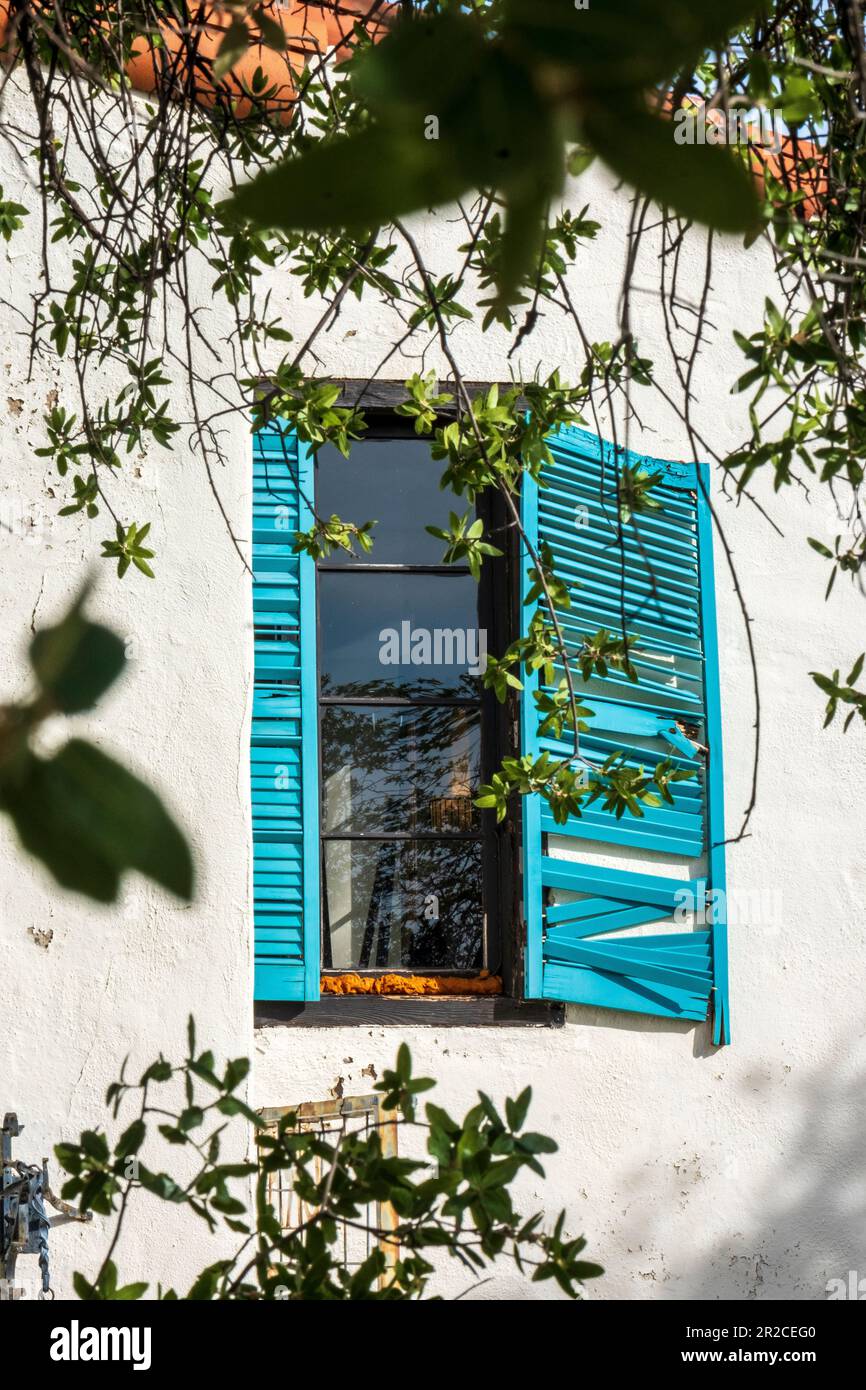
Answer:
[[1, 148, 864, 1301]]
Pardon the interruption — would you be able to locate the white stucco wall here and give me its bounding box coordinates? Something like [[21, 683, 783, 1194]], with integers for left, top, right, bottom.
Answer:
[[2, 149, 863, 1301]]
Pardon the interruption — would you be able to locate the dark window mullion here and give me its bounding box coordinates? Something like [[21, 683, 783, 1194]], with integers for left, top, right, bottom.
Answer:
[[318, 564, 471, 575], [321, 833, 485, 842], [319, 696, 481, 707]]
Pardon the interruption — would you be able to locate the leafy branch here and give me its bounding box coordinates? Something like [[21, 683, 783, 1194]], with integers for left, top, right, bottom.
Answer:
[[811, 653, 866, 731], [58, 1027, 603, 1301]]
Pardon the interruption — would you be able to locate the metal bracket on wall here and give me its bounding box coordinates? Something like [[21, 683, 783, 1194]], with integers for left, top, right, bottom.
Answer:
[[1, 1111, 92, 1300]]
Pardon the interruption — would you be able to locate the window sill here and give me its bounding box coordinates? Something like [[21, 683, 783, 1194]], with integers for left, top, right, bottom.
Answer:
[[254, 997, 565, 1029]]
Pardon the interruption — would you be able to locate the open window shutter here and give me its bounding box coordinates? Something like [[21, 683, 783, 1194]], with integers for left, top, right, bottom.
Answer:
[[252, 427, 320, 1002], [521, 425, 729, 1044]]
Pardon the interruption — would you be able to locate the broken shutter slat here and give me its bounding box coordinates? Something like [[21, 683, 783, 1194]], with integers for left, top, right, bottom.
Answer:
[[521, 424, 729, 1043], [252, 427, 320, 1002]]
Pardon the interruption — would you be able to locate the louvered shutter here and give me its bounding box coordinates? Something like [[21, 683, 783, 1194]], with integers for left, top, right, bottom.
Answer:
[[521, 425, 729, 1044], [252, 427, 320, 1001]]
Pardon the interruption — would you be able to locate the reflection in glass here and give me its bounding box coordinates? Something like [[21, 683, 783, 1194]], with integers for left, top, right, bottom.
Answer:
[[322, 705, 480, 835], [319, 571, 484, 699], [316, 438, 454, 565], [323, 839, 483, 970]]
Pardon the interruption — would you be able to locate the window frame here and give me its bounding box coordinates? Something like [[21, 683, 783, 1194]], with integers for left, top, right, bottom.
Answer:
[[259, 1094, 399, 1284], [314, 410, 503, 981]]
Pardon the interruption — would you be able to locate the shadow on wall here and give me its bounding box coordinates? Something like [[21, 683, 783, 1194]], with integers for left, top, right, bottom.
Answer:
[[614, 1029, 866, 1301], [414, 1014, 866, 1302]]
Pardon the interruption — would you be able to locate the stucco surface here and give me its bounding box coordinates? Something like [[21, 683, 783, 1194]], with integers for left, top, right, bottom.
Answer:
[[1, 150, 864, 1300]]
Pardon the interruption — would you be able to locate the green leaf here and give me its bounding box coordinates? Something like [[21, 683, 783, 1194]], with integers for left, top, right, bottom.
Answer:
[[81, 1130, 110, 1162], [498, 184, 550, 310], [506, 1086, 532, 1133], [396, 1042, 412, 1081], [29, 590, 126, 714], [518, 1132, 558, 1155], [227, 33, 562, 309], [810, 671, 837, 697], [114, 1281, 149, 1301], [115, 1119, 146, 1159], [187, 1262, 231, 1301], [351, 12, 489, 116], [190, 1051, 221, 1087], [73, 1271, 96, 1300], [0, 740, 193, 902], [223, 1057, 250, 1092], [253, 5, 286, 52], [503, 0, 765, 90], [215, 1095, 261, 1125], [583, 103, 760, 234], [567, 146, 596, 177], [140, 1058, 172, 1085], [213, 17, 250, 81], [158, 1124, 188, 1145], [807, 537, 834, 559], [227, 127, 472, 238]]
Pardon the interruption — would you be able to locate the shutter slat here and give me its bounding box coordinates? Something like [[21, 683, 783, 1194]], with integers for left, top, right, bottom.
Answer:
[[539, 505, 701, 576], [539, 520, 701, 595], [541, 553, 700, 601], [547, 903, 662, 934], [522, 426, 729, 1042], [555, 605, 702, 659], [540, 485, 700, 552], [542, 811, 703, 857]]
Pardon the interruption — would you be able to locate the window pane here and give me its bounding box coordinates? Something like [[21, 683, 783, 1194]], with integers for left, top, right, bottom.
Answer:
[[316, 438, 455, 565], [323, 839, 483, 970], [322, 705, 480, 835], [319, 571, 485, 698]]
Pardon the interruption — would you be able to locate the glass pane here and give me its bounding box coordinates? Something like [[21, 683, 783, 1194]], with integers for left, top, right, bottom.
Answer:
[[322, 705, 481, 834], [323, 839, 483, 970], [319, 571, 485, 698], [316, 437, 455, 565]]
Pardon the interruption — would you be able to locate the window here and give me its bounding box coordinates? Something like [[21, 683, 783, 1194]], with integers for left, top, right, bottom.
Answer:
[[316, 418, 502, 979], [252, 401, 725, 1039], [259, 1094, 398, 1282]]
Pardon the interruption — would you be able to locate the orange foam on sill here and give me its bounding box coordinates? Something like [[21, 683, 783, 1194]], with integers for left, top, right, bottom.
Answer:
[[321, 971, 502, 997]]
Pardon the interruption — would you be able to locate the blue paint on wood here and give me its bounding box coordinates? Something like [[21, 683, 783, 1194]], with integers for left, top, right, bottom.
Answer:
[[520, 472, 544, 1000], [521, 426, 730, 1041], [297, 437, 321, 1003], [696, 463, 730, 1044], [252, 427, 320, 1002]]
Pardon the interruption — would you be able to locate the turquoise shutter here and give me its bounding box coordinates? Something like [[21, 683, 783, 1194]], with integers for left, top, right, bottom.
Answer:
[[521, 425, 729, 1043], [251, 427, 320, 1002]]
